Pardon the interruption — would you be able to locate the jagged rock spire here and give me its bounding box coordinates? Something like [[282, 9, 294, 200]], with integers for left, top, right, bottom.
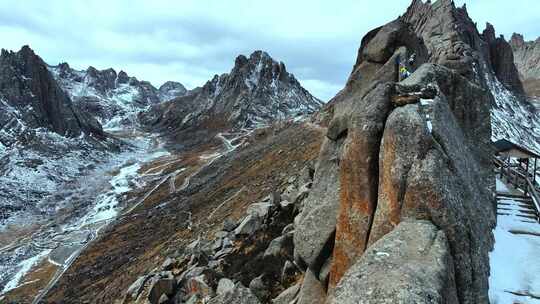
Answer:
[[0, 45, 103, 139]]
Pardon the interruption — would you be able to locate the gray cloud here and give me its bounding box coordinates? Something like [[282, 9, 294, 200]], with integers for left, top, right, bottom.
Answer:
[[1, 0, 539, 101]]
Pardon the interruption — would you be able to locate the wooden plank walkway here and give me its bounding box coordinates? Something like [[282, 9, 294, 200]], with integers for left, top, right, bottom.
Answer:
[[496, 192, 538, 223], [494, 157, 540, 223]]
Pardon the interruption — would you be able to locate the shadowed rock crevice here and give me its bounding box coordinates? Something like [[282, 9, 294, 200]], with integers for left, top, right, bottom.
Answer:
[[307, 229, 335, 280]]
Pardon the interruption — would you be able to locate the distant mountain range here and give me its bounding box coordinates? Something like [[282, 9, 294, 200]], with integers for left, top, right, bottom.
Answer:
[[49, 62, 188, 130], [0, 44, 323, 229]]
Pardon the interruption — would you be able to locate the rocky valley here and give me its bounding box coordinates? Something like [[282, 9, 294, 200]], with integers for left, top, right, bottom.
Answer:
[[1, 1, 540, 304]]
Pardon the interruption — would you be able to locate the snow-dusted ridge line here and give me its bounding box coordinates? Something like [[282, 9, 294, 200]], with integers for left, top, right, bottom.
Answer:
[[489, 179, 540, 303], [48, 64, 187, 131]]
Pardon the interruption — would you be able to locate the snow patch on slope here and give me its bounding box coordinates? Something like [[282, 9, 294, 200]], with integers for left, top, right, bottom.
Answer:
[[1, 249, 51, 295], [489, 179, 540, 303], [487, 70, 540, 154]]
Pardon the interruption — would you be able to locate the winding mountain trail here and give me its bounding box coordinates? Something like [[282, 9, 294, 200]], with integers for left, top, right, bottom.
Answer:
[[32, 228, 102, 304], [2, 129, 256, 301], [0, 132, 171, 302], [179, 131, 251, 194]]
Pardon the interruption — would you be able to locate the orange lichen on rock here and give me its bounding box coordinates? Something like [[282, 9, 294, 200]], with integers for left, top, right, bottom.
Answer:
[[328, 128, 381, 288]]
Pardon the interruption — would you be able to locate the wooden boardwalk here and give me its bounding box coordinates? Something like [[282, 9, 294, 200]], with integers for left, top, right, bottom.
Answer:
[[490, 162, 540, 302], [496, 192, 538, 224], [494, 157, 540, 223]]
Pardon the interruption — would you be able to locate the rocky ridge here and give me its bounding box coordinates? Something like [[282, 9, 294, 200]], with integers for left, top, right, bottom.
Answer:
[[0, 46, 104, 145], [510, 33, 540, 99], [139, 51, 323, 148], [49, 63, 188, 130]]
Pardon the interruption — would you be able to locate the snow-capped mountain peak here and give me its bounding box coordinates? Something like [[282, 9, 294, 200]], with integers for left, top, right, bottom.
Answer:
[[49, 64, 188, 131], [139, 50, 323, 145]]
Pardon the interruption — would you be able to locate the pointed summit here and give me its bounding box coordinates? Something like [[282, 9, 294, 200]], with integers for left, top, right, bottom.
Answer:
[[140, 50, 322, 147]]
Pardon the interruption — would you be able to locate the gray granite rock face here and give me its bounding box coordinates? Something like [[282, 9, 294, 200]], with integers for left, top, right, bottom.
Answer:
[[482, 23, 525, 96], [293, 137, 341, 271], [293, 1, 496, 303], [296, 269, 326, 304], [510, 33, 540, 98], [332, 220, 458, 304], [208, 283, 261, 304]]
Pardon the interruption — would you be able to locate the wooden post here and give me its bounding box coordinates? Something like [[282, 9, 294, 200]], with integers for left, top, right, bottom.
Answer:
[[514, 159, 519, 189], [506, 156, 511, 182], [535, 158, 538, 186]]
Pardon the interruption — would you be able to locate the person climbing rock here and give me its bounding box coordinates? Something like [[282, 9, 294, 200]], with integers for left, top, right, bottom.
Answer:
[[399, 64, 410, 80]]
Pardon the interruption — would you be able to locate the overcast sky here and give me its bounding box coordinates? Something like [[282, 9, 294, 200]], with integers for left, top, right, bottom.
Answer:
[[1, 0, 539, 101]]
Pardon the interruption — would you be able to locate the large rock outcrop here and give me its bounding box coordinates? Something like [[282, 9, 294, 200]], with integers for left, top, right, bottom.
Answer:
[[481, 23, 525, 96], [294, 1, 497, 303]]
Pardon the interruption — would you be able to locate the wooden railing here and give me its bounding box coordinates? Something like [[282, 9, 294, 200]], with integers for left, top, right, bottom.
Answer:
[[494, 156, 540, 223]]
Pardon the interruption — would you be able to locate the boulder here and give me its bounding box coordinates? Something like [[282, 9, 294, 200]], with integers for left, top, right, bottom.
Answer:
[[281, 224, 294, 235], [281, 184, 297, 202], [125, 275, 149, 301], [264, 233, 293, 259], [148, 272, 176, 304], [280, 260, 299, 284], [249, 275, 269, 301], [223, 218, 237, 232], [208, 283, 261, 304], [161, 257, 174, 271], [331, 220, 458, 304], [279, 200, 294, 213], [158, 294, 169, 304], [246, 202, 273, 219], [216, 278, 235, 296], [362, 19, 427, 64], [185, 275, 212, 299], [185, 294, 201, 304], [234, 214, 262, 236], [294, 184, 310, 205]]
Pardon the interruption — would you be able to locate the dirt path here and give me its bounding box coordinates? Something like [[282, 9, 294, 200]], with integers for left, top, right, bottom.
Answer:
[[32, 228, 101, 304]]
